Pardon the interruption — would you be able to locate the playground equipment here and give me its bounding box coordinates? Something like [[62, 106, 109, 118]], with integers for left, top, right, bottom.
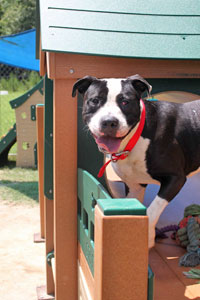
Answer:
[[0, 79, 44, 167], [10, 79, 44, 167], [0, 124, 16, 166], [35, 89, 152, 300], [36, 1, 200, 299]]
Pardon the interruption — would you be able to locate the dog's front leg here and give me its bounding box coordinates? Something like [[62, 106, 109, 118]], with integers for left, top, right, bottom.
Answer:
[[147, 174, 186, 248], [126, 183, 146, 203]]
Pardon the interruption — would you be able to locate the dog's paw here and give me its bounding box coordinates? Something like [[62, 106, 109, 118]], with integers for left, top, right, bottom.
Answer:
[[148, 223, 156, 249], [147, 208, 156, 248], [147, 196, 169, 248]]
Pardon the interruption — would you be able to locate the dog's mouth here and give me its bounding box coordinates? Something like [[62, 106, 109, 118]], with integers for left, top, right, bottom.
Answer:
[[94, 135, 124, 153]]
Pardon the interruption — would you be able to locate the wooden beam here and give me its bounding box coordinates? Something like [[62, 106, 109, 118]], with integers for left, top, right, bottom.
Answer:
[[78, 243, 94, 299], [53, 78, 78, 300], [94, 205, 148, 300], [47, 52, 200, 80], [39, 36, 47, 76]]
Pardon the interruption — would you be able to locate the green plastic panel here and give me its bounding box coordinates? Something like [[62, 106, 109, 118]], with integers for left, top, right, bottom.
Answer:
[[39, 0, 200, 59], [0, 124, 16, 155], [97, 198, 147, 216], [34, 142, 37, 168], [46, 10, 200, 35], [78, 168, 110, 274], [0, 124, 16, 166], [44, 75, 54, 200], [31, 105, 36, 121], [78, 168, 153, 298], [148, 266, 154, 300], [148, 78, 200, 96], [45, 0, 200, 16], [47, 250, 54, 267]]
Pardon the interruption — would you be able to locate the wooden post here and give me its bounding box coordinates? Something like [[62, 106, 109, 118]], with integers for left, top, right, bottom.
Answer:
[[53, 79, 78, 300], [36, 105, 45, 239], [94, 202, 148, 300], [45, 196, 54, 295]]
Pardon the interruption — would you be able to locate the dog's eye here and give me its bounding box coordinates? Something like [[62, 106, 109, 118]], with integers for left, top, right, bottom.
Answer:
[[121, 99, 129, 106], [90, 98, 100, 105]]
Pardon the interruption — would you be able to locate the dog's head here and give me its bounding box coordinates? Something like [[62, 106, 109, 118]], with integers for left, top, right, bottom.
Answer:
[[72, 75, 151, 153]]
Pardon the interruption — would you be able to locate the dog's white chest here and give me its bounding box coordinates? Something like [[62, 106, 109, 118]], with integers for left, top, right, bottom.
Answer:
[[111, 137, 158, 185]]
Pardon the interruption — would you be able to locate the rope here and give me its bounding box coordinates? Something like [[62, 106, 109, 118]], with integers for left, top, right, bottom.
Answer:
[[184, 204, 200, 218], [156, 225, 179, 239], [183, 268, 200, 281], [156, 205, 200, 267], [179, 217, 200, 267]]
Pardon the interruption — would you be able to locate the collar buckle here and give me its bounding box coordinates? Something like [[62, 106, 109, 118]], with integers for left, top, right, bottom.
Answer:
[[111, 151, 129, 162]]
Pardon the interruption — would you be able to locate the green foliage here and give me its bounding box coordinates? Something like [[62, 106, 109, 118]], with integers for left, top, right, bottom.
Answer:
[[0, 71, 41, 92], [0, 0, 36, 35], [25, 71, 41, 90], [0, 78, 9, 91], [1, 73, 23, 91]]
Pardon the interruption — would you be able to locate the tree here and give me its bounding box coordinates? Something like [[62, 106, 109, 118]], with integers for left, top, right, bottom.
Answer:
[[0, 0, 36, 35]]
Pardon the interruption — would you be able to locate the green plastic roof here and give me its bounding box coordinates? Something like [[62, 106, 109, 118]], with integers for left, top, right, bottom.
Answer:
[[10, 79, 43, 109], [39, 0, 200, 60]]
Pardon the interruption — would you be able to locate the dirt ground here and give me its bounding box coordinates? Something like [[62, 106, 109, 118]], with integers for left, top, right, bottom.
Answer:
[[0, 201, 46, 300]]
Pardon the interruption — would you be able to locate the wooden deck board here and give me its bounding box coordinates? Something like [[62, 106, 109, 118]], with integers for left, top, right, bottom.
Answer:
[[149, 237, 200, 300], [155, 237, 198, 288]]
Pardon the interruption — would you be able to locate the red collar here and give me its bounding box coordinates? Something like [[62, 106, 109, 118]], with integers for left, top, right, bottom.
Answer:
[[98, 99, 146, 178]]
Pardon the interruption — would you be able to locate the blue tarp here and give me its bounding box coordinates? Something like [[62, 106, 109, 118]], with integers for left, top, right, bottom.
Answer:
[[0, 29, 39, 71]]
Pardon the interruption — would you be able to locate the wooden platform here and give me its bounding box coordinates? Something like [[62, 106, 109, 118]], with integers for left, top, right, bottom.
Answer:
[[149, 236, 200, 300]]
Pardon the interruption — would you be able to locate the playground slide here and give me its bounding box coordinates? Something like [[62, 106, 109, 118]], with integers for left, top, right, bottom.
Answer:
[[0, 124, 16, 166]]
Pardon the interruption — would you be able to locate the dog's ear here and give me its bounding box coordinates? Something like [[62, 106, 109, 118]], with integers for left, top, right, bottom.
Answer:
[[72, 76, 97, 97], [127, 74, 152, 97]]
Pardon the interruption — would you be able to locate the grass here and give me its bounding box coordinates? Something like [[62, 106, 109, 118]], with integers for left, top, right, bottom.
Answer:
[[0, 163, 39, 206], [0, 91, 21, 134], [0, 91, 22, 154], [0, 72, 41, 204]]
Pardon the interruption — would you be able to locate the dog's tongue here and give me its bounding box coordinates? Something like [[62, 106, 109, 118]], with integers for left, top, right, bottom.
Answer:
[[95, 136, 122, 153]]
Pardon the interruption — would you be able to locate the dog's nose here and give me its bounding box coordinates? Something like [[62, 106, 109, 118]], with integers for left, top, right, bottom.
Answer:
[[101, 117, 119, 129], [100, 117, 119, 134]]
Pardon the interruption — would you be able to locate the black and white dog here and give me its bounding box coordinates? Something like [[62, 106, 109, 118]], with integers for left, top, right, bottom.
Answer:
[[72, 74, 200, 248]]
